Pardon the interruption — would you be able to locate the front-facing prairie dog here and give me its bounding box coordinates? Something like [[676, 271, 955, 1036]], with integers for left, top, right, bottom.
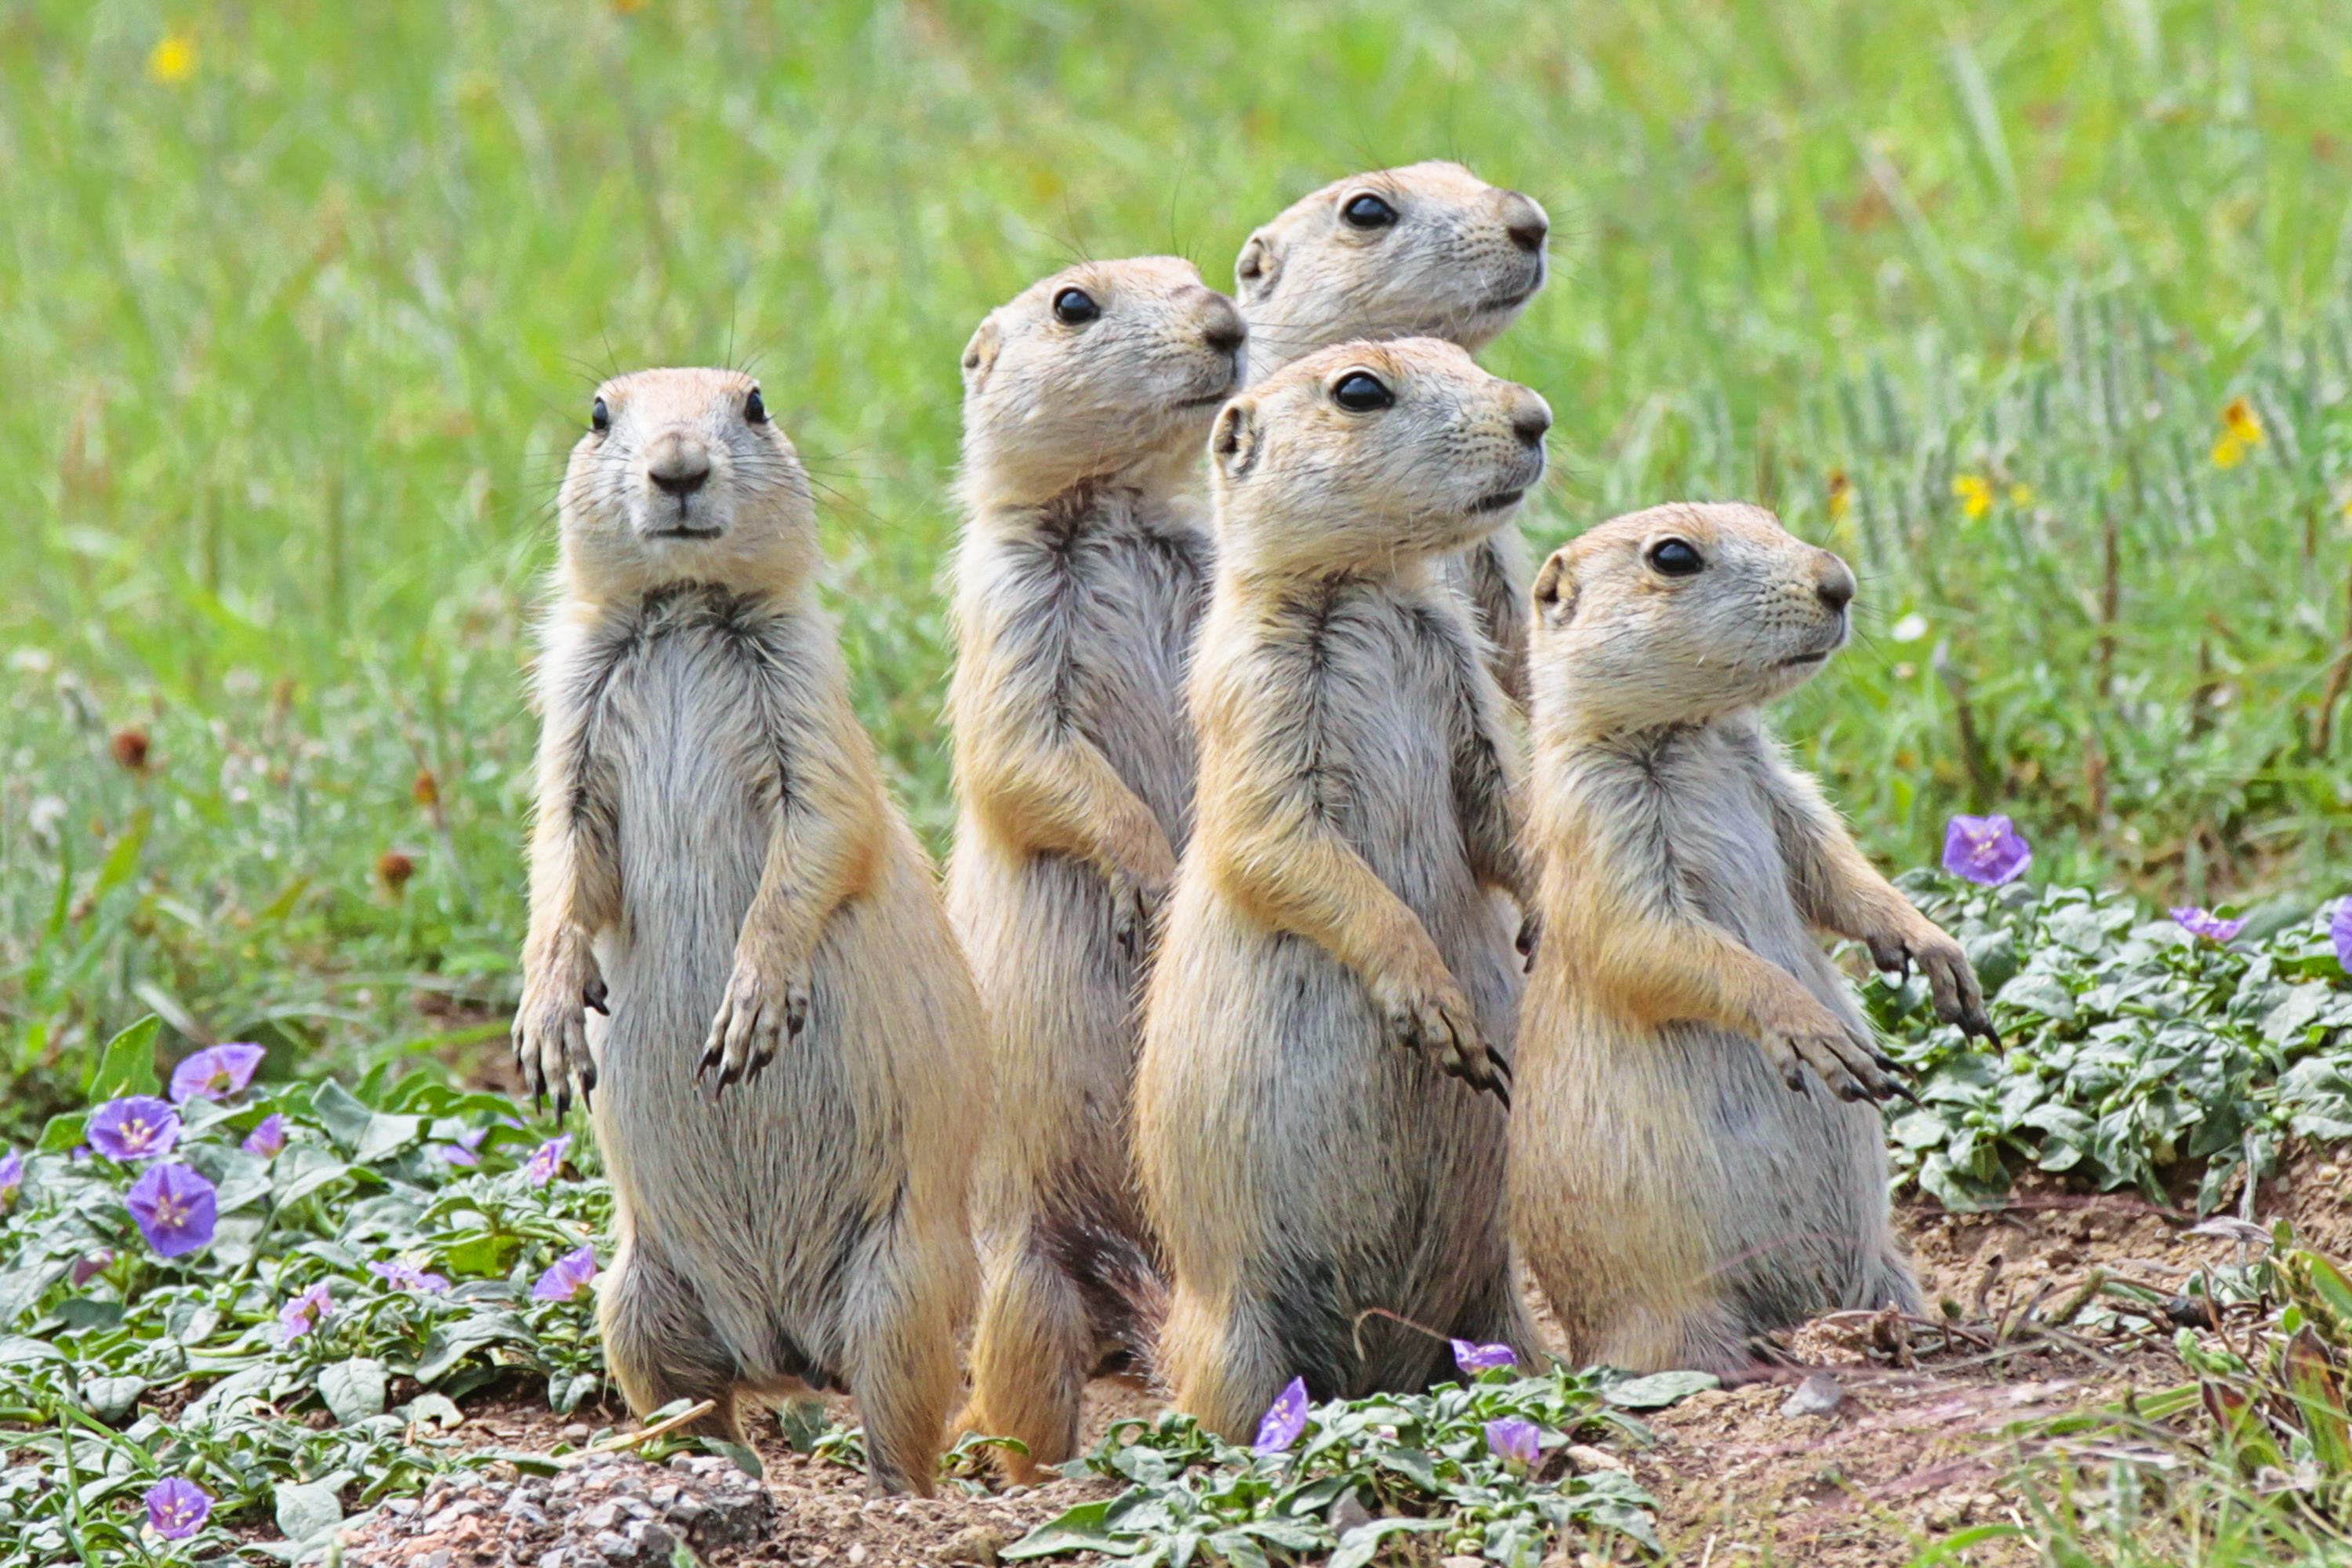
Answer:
[[1134, 338, 1548, 1439], [1511, 503, 1998, 1373], [512, 368, 983, 1494], [1236, 161, 1550, 703], [946, 258, 1246, 1475]]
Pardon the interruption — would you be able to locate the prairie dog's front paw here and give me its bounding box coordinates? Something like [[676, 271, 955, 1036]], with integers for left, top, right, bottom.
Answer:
[[697, 942, 812, 1094], [1105, 860, 1173, 964], [513, 938, 604, 1115], [1753, 989, 1907, 1105], [1867, 917, 1999, 1047], [1372, 966, 1512, 1105]]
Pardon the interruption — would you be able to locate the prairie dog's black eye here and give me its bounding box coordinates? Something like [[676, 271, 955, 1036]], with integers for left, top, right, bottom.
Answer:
[[590, 397, 611, 434], [1341, 192, 1399, 230], [1331, 371, 1394, 412], [1646, 537, 1704, 577], [743, 387, 768, 424], [1052, 288, 1101, 325]]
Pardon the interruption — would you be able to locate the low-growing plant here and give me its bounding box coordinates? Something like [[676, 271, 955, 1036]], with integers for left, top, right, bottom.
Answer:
[[1869, 879, 2352, 1213], [0, 1018, 606, 1564], [1003, 1352, 1708, 1567]]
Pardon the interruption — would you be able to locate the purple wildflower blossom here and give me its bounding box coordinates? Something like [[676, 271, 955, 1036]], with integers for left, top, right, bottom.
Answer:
[[525, 1133, 572, 1189], [438, 1127, 490, 1167], [144, 1477, 212, 1541], [1485, 1416, 1542, 1468], [532, 1245, 598, 1302], [2170, 906, 2247, 945], [368, 1258, 452, 1294], [1451, 1338, 1517, 1376], [2333, 898, 2352, 973], [87, 1096, 181, 1163], [71, 1250, 115, 1287], [0, 1150, 20, 1210], [1943, 815, 2031, 886], [275, 1282, 335, 1345], [241, 1113, 288, 1158], [125, 1163, 216, 1258], [168, 1043, 266, 1104], [1252, 1376, 1310, 1454]]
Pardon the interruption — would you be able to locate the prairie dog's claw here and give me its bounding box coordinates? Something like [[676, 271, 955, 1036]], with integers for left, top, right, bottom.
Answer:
[[702, 951, 811, 1098], [514, 941, 601, 1116]]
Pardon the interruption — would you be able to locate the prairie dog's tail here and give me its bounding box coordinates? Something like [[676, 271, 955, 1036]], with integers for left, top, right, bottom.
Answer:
[[1045, 1211, 1170, 1385]]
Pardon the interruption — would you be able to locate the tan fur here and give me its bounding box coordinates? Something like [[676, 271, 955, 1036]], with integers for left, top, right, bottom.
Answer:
[[514, 368, 982, 1494], [1134, 339, 1549, 1438], [1235, 161, 1548, 704], [1511, 503, 1993, 1372], [944, 260, 1245, 1477]]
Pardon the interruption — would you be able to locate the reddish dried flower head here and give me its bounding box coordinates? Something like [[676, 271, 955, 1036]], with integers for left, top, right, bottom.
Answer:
[[111, 727, 151, 772], [376, 851, 416, 892], [412, 768, 439, 808]]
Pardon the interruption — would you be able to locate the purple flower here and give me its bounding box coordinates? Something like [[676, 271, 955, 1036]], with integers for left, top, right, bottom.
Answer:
[[274, 1282, 335, 1345], [169, 1043, 266, 1104], [438, 1127, 489, 1167], [0, 1150, 20, 1210], [144, 1477, 212, 1541], [125, 1163, 216, 1258], [1252, 1376, 1310, 1454], [369, 1258, 451, 1294], [525, 1134, 572, 1189], [2170, 906, 2247, 945], [532, 1245, 598, 1302], [1943, 814, 2031, 887], [1485, 1416, 1542, 1468], [241, 1113, 288, 1158], [1451, 1338, 1517, 1377], [71, 1250, 115, 1287], [2333, 898, 2352, 973], [87, 1096, 181, 1163]]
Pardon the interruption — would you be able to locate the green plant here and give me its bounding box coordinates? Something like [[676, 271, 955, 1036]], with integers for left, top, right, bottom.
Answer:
[[1870, 880, 2352, 1211]]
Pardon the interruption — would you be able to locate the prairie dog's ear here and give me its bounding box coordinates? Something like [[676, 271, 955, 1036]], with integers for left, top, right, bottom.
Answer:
[[1234, 230, 1281, 303], [960, 314, 1004, 396], [1211, 397, 1261, 480], [1531, 546, 1578, 625]]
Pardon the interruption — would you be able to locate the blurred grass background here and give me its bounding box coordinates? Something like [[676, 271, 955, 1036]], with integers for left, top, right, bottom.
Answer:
[[1, 0, 2348, 1117]]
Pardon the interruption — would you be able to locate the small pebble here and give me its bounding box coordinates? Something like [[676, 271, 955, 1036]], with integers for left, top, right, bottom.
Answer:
[[1781, 1371, 1847, 1419]]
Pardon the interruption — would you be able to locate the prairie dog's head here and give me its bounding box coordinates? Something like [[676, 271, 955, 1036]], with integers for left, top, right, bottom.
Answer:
[[1210, 338, 1549, 575], [1236, 161, 1548, 380], [557, 368, 818, 600], [959, 256, 1247, 510], [1529, 503, 1857, 735]]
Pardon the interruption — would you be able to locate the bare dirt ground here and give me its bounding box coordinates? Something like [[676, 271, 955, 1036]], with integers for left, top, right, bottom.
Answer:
[[339, 1153, 2346, 1567]]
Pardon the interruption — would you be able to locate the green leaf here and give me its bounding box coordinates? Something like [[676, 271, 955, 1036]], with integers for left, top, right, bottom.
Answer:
[[273, 1476, 348, 1545], [79, 1376, 147, 1424], [85, 1014, 162, 1101], [318, 1358, 387, 1425], [699, 1438, 764, 1479], [1004, 1500, 1128, 1559], [310, 1080, 378, 1152], [1602, 1370, 1719, 1409], [1371, 1446, 1439, 1489], [1330, 1518, 1448, 1568]]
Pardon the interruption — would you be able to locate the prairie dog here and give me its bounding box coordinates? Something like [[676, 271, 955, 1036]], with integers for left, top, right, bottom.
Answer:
[[1511, 503, 1997, 1373], [1235, 162, 1549, 703], [946, 258, 1245, 1475], [512, 368, 982, 1494], [1134, 339, 1548, 1439]]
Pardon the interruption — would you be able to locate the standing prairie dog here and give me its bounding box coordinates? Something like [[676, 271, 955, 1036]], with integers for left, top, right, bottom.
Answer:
[[512, 368, 983, 1495], [1511, 503, 1998, 1373], [1134, 339, 1547, 1439], [946, 258, 1246, 1476], [1236, 162, 1549, 703]]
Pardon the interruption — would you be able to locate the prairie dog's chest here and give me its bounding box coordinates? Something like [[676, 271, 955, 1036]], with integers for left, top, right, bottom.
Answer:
[[987, 511, 1209, 671], [1642, 732, 1799, 946]]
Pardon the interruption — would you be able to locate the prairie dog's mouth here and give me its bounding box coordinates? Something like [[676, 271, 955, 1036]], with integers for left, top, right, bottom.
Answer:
[[644, 524, 724, 540], [1174, 353, 1247, 408], [1480, 259, 1547, 314], [1468, 488, 1526, 515]]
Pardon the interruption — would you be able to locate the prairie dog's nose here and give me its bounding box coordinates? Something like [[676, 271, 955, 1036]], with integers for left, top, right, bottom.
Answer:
[[1196, 290, 1247, 357], [1510, 390, 1553, 449], [1815, 551, 1856, 612], [1501, 190, 1549, 254], [648, 434, 713, 497]]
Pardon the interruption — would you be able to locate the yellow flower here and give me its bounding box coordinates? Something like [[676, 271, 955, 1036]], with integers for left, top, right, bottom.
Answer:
[[2008, 482, 2034, 508], [1953, 474, 1992, 520], [2212, 397, 2264, 469], [1827, 470, 1851, 523], [147, 32, 195, 83]]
